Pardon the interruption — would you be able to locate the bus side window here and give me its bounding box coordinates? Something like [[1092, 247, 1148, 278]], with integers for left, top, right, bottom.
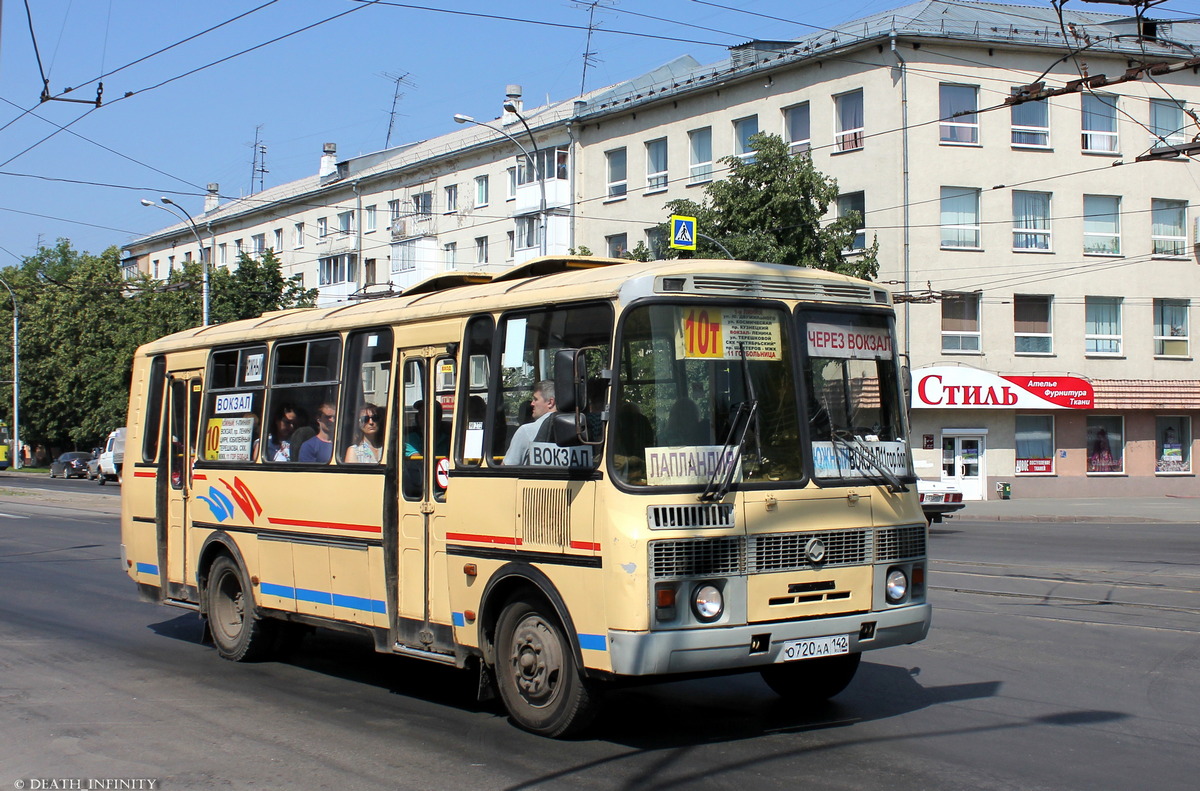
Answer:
[[402, 359, 426, 500], [142, 356, 167, 463], [201, 346, 265, 464], [266, 337, 341, 465], [456, 315, 494, 467], [338, 329, 393, 465]]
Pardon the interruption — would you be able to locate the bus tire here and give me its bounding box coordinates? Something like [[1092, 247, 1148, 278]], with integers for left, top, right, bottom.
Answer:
[[760, 652, 862, 703], [205, 554, 276, 662], [495, 596, 597, 738]]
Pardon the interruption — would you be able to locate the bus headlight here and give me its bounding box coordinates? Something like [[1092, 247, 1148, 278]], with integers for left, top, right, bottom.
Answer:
[[885, 568, 908, 603], [692, 583, 724, 622]]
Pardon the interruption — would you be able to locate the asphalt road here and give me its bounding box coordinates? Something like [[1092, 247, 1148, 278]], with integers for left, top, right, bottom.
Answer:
[[1, 490, 1197, 790]]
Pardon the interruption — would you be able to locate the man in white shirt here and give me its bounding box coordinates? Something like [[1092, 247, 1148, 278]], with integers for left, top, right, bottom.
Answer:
[[502, 381, 556, 465]]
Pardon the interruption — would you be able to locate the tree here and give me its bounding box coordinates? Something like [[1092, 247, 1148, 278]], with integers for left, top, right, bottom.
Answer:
[[0, 241, 317, 452], [658, 133, 879, 280]]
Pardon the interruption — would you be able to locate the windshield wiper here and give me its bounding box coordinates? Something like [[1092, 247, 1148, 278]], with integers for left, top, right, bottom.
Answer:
[[829, 429, 909, 493], [699, 399, 758, 502]]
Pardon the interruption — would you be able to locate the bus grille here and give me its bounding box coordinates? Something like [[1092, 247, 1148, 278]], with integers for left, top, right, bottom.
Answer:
[[647, 503, 736, 529], [649, 525, 924, 579], [875, 524, 927, 562], [749, 529, 872, 573], [650, 537, 743, 579], [689, 275, 875, 303]]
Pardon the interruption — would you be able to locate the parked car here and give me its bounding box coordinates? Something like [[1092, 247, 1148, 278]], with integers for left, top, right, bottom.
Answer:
[[917, 478, 965, 523], [50, 451, 93, 479], [98, 428, 125, 485], [86, 448, 103, 480]]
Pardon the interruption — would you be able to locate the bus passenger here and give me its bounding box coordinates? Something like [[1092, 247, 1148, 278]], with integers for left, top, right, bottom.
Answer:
[[263, 403, 303, 462], [404, 400, 450, 459], [299, 403, 337, 463], [502, 380, 556, 465], [344, 404, 384, 463]]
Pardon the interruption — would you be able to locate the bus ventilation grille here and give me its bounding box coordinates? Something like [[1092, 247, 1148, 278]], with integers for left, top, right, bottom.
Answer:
[[521, 487, 571, 549], [690, 275, 874, 303], [750, 529, 873, 573], [650, 537, 743, 579], [647, 503, 736, 530], [874, 525, 927, 562]]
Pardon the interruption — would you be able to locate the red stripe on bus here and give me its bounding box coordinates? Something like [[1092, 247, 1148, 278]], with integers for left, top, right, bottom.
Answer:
[[570, 541, 601, 552], [193, 474, 207, 481], [267, 517, 382, 534], [134, 471, 157, 478], [446, 533, 523, 546]]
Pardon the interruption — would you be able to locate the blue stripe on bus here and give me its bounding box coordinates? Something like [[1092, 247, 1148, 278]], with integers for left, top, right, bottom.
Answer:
[[578, 633, 607, 651], [135, 562, 158, 575], [452, 611, 466, 627], [260, 582, 386, 614]]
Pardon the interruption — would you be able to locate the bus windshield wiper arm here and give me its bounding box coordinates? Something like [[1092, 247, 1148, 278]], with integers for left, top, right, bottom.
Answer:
[[830, 429, 908, 493], [699, 400, 757, 502]]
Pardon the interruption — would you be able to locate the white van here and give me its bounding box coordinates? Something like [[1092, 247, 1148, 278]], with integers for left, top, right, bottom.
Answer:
[[98, 427, 125, 485]]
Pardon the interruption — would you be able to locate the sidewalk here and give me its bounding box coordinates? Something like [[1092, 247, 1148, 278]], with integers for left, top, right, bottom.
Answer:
[[954, 494, 1199, 524]]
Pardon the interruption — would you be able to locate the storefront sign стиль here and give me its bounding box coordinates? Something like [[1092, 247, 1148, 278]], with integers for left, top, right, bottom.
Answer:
[[912, 367, 1094, 410]]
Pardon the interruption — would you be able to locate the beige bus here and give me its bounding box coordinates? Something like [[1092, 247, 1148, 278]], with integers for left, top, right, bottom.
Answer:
[[120, 256, 930, 737]]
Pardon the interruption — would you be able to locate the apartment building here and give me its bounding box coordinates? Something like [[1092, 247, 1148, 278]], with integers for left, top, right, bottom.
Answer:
[[124, 0, 1200, 499]]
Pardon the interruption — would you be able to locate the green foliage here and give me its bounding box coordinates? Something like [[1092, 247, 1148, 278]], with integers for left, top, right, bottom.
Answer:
[[655, 133, 879, 280], [0, 241, 317, 450]]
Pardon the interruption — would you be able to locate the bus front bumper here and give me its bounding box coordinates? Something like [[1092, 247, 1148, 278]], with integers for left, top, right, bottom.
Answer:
[[606, 603, 930, 677]]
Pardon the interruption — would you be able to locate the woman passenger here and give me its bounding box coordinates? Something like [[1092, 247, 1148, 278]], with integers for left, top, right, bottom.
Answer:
[[344, 404, 384, 463]]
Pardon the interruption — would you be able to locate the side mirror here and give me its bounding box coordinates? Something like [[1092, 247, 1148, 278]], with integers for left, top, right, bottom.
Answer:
[[553, 348, 586, 413]]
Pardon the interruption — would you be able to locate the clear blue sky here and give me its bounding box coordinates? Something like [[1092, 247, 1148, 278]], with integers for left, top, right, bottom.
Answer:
[[1, 0, 1195, 262]]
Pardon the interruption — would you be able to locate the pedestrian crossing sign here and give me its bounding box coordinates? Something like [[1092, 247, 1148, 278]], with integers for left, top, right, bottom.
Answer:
[[670, 215, 697, 250]]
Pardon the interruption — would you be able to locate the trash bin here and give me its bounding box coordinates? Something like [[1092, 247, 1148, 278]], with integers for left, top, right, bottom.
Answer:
[[997, 481, 1012, 499]]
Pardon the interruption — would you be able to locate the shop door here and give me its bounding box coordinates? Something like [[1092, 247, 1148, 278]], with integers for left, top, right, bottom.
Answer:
[[942, 435, 985, 501]]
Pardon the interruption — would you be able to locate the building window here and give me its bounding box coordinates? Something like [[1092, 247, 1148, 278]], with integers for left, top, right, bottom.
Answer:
[[1150, 98, 1187, 147], [733, 115, 759, 161], [1011, 93, 1050, 147], [1151, 198, 1187, 257], [1082, 94, 1119, 153], [506, 168, 516, 200], [645, 227, 666, 260], [1014, 295, 1053, 354], [317, 218, 328, 238], [835, 89, 864, 152], [940, 84, 979, 144], [1083, 195, 1121, 255], [1085, 296, 1122, 355], [507, 230, 515, 259], [645, 137, 668, 192], [251, 234, 265, 254], [293, 223, 305, 249], [475, 236, 488, 264], [941, 292, 981, 352], [1015, 415, 1054, 474], [273, 228, 283, 251], [784, 102, 810, 153], [364, 205, 376, 233], [689, 127, 713, 184], [606, 147, 627, 198], [515, 215, 538, 250], [837, 191, 866, 250], [443, 242, 457, 265], [364, 258, 377, 285], [388, 199, 401, 223], [152, 259, 160, 278], [1154, 298, 1189, 356], [475, 175, 490, 208], [444, 184, 458, 213], [392, 240, 416, 273], [318, 253, 357, 285], [413, 192, 433, 217], [606, 233, 628, 258], [337, 210, 354, 235], [1087, 416, 1124, 473], [941, 187, 981, 249], [218, 244, 228, 265], [1012, 191, 1051, 251], [1156, 416, 1191, 473]]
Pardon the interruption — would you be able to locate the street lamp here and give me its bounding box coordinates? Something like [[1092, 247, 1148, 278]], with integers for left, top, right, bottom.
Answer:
[[454, 112, 548, 256], [0, 277, 20, 470], [141, 197, 210, 326]]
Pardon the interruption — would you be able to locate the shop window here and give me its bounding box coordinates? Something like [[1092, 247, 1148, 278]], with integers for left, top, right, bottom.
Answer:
[[1087, 416, 1124, 473], [1156, 416, 1191, 473], [1014, 295, 1053, 354], [942, 292, 981, 352], [1015, 415, 1054, 474], [1154, 298, 1189, 356]]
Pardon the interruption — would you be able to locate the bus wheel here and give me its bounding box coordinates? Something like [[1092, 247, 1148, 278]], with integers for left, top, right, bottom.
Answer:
[[495, 596, 597, 737], [760, 652, 862, 703], [205, 555, 275, 662]]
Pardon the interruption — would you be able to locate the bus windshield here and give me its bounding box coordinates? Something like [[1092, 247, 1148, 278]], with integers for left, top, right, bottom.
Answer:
[[613, 303, 910, 489]]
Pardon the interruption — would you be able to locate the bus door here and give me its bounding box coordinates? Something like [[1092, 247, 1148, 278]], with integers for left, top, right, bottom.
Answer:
[[162, 371, 203, 600], [396, 349, 455, 650]]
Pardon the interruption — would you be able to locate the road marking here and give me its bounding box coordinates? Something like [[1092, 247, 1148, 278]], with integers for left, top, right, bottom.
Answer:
[[0, 512, 29, 519]]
